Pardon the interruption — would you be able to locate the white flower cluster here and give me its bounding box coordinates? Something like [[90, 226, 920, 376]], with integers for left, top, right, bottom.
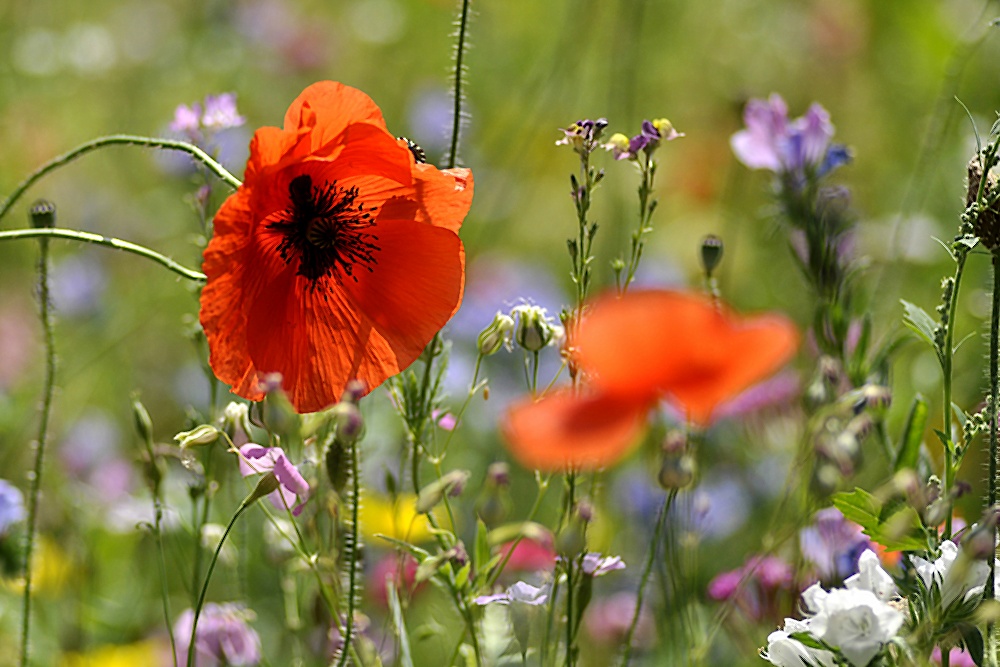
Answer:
[[764, 550, 902, 667], [911, 539, 1000, 610]]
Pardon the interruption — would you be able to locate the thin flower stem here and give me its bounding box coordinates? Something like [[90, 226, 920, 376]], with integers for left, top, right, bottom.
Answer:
[[0, 228, 207, 282], [987, 250, 1000, 667], [622, 153, 656, 293], [942, 251, 967, 539], [484, 474, 551, 589], [187, 500, 250, 667], [436, 354, 484, 457], [18, 228, 56, 667], [0, 134, 241, 223], [446, 0, 472, 171], [336, 437, 362, 667], [154, 499, 178, 667], [620, 489, 677, 667], [190, 452, 215, 607]]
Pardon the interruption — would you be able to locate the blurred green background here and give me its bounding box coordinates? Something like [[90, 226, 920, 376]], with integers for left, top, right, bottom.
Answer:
[[3, 0, 1000, 664]]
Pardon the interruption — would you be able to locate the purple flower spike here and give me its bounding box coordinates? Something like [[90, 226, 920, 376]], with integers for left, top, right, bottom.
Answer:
[[731, 93, 845, 182], [239, 444, 309, 516]]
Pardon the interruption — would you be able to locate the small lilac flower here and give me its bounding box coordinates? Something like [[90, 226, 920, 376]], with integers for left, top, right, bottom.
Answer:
[[581, 553, 626, 577], [474, 581, 549, 606], [731, 94, 849, 180], [238, 445, 309, 516], [201, 93, 246, 130], [432, 409, 457, 431], [800, 507, 872, 583], [174, 603, 261, 667], [170, 102, 202, 139], [0, 479, 25, 535]]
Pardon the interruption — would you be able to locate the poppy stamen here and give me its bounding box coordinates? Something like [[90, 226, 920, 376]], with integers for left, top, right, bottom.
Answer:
[[269, 174, 380, 285]]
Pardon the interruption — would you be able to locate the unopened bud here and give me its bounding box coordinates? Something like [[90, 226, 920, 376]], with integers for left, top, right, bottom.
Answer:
[[343, 379, 367, 404], [477, 312, 515, 356], [30, 200, 55, 229], [222, 402, 252, 439], [332, 402, 364, 440], [512, 305, 558, 352], [487, 462, 510, 488], [325, 437, 349, 493], [132, 396, 154, 444], [174, 424, 220, 449], [700, 235, 724, 276], [416, 470, 471, 514], [243, 472, 280, 507], [963, 507, 1000, 561], [658, 453, 696, 490]]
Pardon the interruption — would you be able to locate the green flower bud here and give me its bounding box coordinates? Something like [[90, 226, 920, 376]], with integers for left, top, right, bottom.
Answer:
[[222, 402, 252, 439], [242, 472, 280, 507], [477, 312, 515, 356], [511, 304, 560, 352], [174, 424, 220, 449], [700, 235, 724, 277], [416, 470, 471, 514], [30, 200, 55, 229], [131, 396, 154, 445]]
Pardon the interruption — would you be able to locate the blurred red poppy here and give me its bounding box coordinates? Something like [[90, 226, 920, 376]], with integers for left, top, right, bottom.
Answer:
[[200, 81, 473, 413], [502, 290, 799, 470]]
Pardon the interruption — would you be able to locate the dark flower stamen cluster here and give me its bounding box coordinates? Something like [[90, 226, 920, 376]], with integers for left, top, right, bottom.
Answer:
[[269, 174, 380, 285]]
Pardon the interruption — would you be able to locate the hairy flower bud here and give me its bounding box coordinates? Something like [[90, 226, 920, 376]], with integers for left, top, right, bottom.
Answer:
[[477, 312, 515, 356]]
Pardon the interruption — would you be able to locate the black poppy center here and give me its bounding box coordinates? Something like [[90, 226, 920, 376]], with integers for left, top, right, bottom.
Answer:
[[267, 174, 380, 285]]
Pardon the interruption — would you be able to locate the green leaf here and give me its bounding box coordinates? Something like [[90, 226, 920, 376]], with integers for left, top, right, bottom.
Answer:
[[474, 518, 490, 575], [894, 394, 927, 472], [454, 562, 471, 590], [900, 300, 939, 349], [957, 622, 984, 667], [388, 583, 415, 667], [831, 488, 926, 551]]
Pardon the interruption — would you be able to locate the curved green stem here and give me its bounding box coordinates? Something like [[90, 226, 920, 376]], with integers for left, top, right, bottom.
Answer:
[[0, 135, 241, 223], [620, 490, 676, 667], [0, 228, 206, 282], [19, 224, 57, 667], [446, 0, 473, 170], [187, 501, 250, 667], [336, 438, 362, 667]]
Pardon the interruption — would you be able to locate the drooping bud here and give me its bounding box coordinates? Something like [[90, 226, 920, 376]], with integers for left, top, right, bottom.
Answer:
[[416, 470, 471, 514], [174, 424, 220, 449], [477, 312, 515, 356], [700, 235, 724, 277]]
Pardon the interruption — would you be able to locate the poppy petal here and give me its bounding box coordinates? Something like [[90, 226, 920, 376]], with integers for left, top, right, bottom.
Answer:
[[501, 390, 651, 471], [200, 188, 263, 402], [576, 290, 798, 425], [342, 219, 465, 369], [283, 81, 388, 147]]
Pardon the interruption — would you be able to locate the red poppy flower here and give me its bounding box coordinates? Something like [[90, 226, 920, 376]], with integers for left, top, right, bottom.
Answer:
[[200, 82, 473, 413], [502, 289, 799, 470]]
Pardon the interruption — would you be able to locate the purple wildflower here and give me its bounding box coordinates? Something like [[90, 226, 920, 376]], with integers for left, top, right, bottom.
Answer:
[[556, 118, 608, 154], [201, 93, 246, 131], [731, 94, 849, 180], [604, 118, 683, 161], [581, 553, 626, 577], [707, 554, 795, 622], [238, 445, 309, 516], [799, 507, 872, 583], [174, 603, 261, 667], [474, 581, 549, 606], [0, 480, 25, 535], [170, 102, 202, 140]]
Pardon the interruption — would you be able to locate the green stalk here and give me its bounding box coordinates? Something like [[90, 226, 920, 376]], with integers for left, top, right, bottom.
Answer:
[[0, 228, 206, 282], [446, 0, 472, 171], [622, 152, 656, 293], [335, 438, 362, 667], [942, 252, 967, 539], [0, 134, 240, 223], [987, 250, 1000, 667], [620, 490, 676, 667], [18, 206, 57, 667], [187, 500, 250, 667]]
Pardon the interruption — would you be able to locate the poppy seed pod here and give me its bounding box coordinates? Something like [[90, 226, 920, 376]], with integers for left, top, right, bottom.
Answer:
[[700, 235, 724, 277], [477, 312, 515, 356], [30, 200, 55, 229]]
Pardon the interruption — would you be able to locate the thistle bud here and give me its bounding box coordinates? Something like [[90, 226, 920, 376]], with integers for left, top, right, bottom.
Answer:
[[477, 312, 515, 356], [700, 235, 724, 277], [174, 424, 220, 449]]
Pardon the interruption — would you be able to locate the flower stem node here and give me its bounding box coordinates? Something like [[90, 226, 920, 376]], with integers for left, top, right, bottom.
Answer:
[[415, 470, 470, 514], [29, 200, 56, 229], [174, 424, 221, 449], [477, 312, 515, 356]]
